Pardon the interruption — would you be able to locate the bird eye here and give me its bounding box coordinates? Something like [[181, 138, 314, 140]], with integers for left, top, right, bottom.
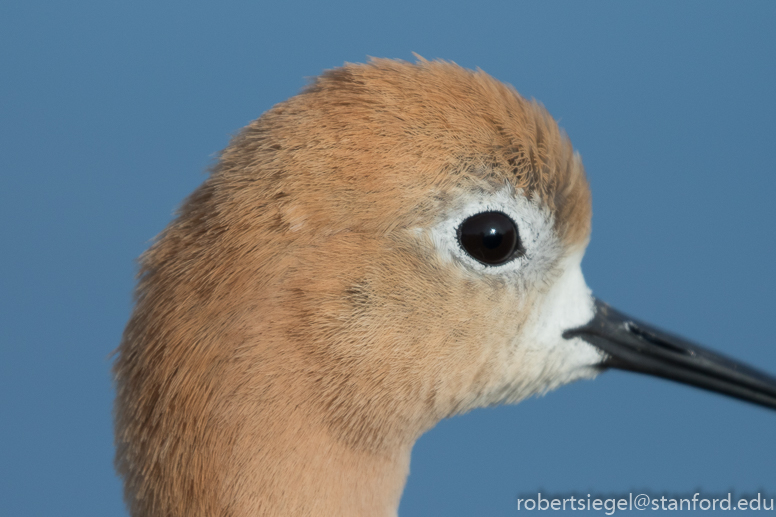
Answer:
[[457, 211, 524, 266]]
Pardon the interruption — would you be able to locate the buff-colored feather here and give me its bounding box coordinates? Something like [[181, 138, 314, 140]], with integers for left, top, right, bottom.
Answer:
[[114, 58, 595, 516]]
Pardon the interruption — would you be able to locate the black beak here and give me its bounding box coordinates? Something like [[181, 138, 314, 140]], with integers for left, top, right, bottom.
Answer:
[[563, 299, 776, 411]]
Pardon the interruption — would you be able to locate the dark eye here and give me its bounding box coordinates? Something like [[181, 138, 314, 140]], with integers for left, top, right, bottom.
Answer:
[[457, 211, 524, 266]]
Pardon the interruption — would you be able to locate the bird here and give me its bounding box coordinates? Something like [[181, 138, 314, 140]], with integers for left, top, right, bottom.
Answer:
[[113, 58, 776, 517]]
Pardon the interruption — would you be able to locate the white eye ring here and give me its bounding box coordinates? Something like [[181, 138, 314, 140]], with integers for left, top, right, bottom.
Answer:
[[428, 189, 560, 278]]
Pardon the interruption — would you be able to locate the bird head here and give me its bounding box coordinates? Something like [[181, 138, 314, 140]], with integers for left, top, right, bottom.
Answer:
[[114, 58, 776, 517]]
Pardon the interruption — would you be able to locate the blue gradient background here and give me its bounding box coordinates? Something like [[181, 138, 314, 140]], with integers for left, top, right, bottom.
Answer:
[[2, 1, 775, 516]]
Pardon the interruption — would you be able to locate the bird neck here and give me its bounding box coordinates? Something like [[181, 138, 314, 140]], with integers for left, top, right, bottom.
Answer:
[[224, 400, 413, 517]]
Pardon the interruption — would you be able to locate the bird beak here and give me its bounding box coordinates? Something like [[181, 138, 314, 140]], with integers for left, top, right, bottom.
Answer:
[[563, 299, 776, 411]]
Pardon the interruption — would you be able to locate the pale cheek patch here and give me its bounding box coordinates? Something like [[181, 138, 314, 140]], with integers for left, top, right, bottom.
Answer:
[[410, 189, 602, 410], [513, 251, 605, 395], [527, 252, 595, 352]]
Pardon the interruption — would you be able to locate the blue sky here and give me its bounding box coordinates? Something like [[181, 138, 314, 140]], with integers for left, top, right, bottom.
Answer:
[[1, 1, 775, 516]]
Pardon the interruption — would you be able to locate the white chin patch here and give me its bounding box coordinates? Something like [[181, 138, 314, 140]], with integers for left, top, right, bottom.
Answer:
[[518, 250, 605, 394]]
